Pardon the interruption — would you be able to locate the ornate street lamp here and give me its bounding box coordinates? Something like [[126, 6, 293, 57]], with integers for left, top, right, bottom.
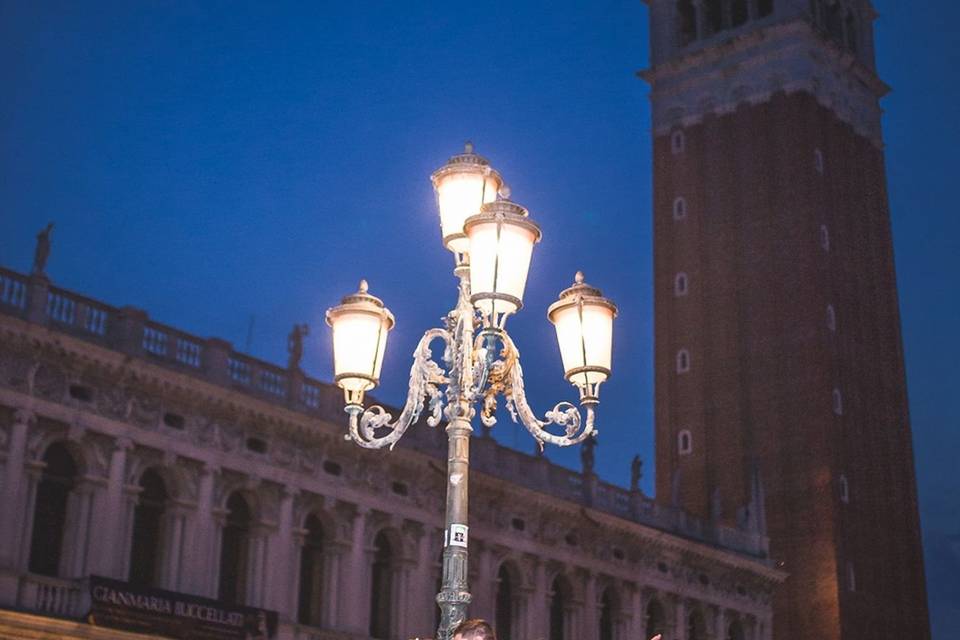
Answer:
[[326, 143, 617, 640]]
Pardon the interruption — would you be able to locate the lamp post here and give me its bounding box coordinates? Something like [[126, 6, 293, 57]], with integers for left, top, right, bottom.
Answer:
[[326, 143, 617, 640]]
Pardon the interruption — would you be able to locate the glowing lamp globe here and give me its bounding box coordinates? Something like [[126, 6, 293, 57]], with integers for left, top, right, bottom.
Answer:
[[547, 272, 618, 402], [464, 199, 542, 329], [430, 142, 503, 255], [325, 280, 395, 406]]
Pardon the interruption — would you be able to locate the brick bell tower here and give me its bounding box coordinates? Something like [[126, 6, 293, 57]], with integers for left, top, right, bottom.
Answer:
[[641, 1, 929, 639]]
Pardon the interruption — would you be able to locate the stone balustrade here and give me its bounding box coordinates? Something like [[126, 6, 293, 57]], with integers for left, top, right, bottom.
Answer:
[[0, 265, 768, 560]]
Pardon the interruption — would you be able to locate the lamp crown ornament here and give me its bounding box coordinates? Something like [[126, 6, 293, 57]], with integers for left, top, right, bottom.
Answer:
[[326, 144, 618, 640]]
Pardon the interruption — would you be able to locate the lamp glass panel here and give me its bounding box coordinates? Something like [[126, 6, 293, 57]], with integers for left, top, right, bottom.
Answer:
[[580, 303, 614, 378], [552, 302, 613, 384], [468, 219, 537, 317], [437, 173, 498, 253], [331, 311, 388, 392]]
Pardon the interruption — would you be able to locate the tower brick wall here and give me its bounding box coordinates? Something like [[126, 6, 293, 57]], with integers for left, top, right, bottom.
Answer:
[[644, 1, 930, 638]]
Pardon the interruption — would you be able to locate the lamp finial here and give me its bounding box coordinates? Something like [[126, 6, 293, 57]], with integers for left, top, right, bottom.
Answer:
[[575, 271, 585, 285], [464, 140, 474, 153], [359, 279, 369, 294]]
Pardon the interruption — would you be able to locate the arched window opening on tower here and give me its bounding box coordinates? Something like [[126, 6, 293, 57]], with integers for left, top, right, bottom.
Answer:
[[369, 531, 396, 639], [129, 469, 168, 588], [732, 0, 749, 27], [833, 388, 844, 416], [548, 575, 571, 640], [688, 609, 707, 640], [814, 148, 825, 174], [677, 349, 691, 373], [671, 128, 686, 154], [219, 492, 252, 605], [495, 564, 517, 640], [673, 197, 688, 220], [728, 620, 746, 640], [844, 10, 858, 53], [839, 474, 850, 503], [820, 224, 830, 251], [298, 514, 325, 626], [846, 561, 857, 591], [758, 0, 774, 18], [677, 0, 697, 46], [705, 0, 724, 35], [675, 272, 689, 297], [599, 588, 616, 640], [826, 304, 837, 332], [646, 599, 666, 639], [28, 442, 78, 577], [826, 1, 844, 45], [678, 430, 693, 455]]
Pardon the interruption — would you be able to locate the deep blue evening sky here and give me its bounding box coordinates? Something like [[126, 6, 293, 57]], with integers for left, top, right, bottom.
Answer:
[[1, 1, 957, 635]]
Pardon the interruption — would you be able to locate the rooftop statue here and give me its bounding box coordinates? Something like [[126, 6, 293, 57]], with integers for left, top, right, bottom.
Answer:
[[287, 323, 309, 372], [32, 222, 54, 275]]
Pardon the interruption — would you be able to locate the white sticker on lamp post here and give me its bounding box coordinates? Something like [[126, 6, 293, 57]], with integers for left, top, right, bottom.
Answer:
[[449, 524, 468, 548]]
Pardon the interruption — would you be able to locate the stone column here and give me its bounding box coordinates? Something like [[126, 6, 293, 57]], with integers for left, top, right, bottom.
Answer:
[[672, 595, 686, 640], [322, 543, 346, 629], [64, 478, 100, 578], [268, 486, 297, 618], [527, 559, 548, 640], [0, 409, 33, 568], [246, 525, 271, 607], [714, 608, 727, 640], [582, 572, 598, 640], [161, 501, 191, 591], [0, 409, 33, 603], [339, 507, 371, 635], [16, 462, 43, 570], [94, 437, 133, 578], [188, 463, 219, 597]]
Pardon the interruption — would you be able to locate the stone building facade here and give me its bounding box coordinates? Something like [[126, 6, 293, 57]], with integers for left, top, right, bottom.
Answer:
[[643, 1, 928, 639], [0, 266, 781, 639]]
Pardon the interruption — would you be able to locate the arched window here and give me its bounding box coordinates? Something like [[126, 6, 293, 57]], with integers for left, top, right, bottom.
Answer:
[[678, 430, 693, 455], [819, 224, 830, 251], [846, 561, 857, 591], [826, 2, 843, 44], [844, 10, 858, 53], [298, 514, 325, 626], [645, 599, 665, 639], [826, 304, 836, 332], [549, 575, 571, 640], [728, 620, 746, 640], [688, 609, 707, 640], [833, 388, 844, 416], [677, 1, 697, 45], [129, 469, 167, 587], [759, 0, 774, 17], [705, 0, 724, 34], [599, 588, 615, 640], [675, 272, 689, 297], [495, 564, 515, 640], [677, 349, 691, 374], [219, 493, 251, 604], [28, 443, 78, 576], [732, 0, 749, 27], [673, 197, 688, 221], [839, 474, 850, 503], [370, 531, 395, 639], [671, 129, 686, 154]]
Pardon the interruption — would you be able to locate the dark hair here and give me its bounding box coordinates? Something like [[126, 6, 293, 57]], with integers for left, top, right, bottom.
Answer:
[[453, 618, 497, 640]]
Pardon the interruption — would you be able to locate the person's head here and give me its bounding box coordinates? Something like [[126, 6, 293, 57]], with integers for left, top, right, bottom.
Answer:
[[452, 618, 496, 640]]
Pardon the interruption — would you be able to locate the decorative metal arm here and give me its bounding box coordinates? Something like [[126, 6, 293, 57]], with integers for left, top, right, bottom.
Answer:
[[480, 331, 596, 451], [345, 328, 451, 450]]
